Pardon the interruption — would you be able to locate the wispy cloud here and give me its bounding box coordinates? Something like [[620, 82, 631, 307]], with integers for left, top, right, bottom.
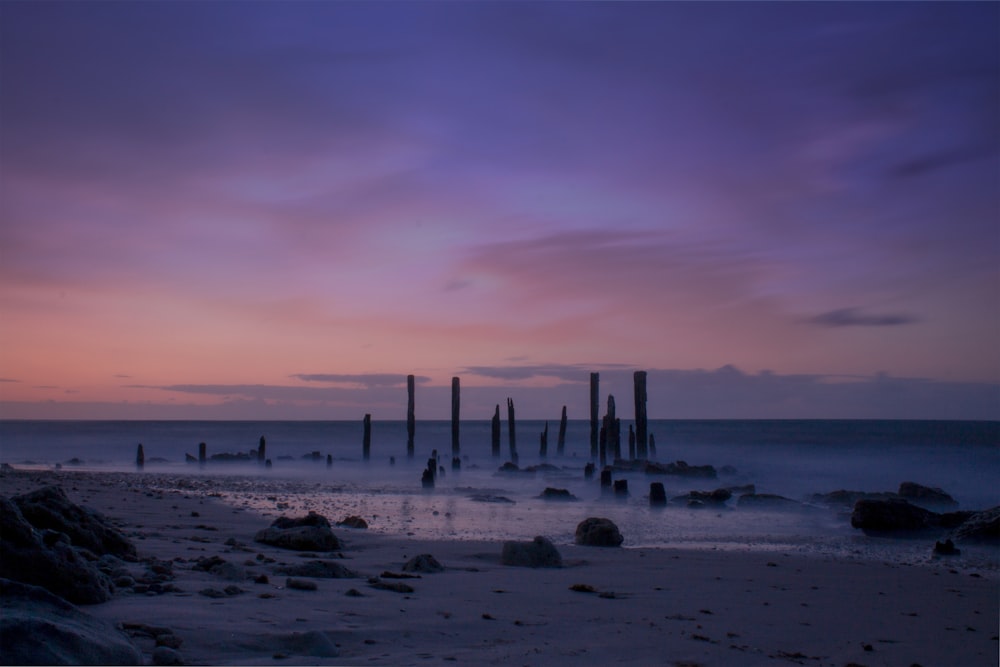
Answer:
[[807, 307, 920, 328], [290, 373, 430, 387]]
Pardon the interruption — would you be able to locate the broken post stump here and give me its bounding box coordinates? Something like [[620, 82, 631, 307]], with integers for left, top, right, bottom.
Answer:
[[628, 425, 636, 461], [650, 482, 667, 506], [491, 405, 501, 458], [557, 406, 567, 456], [507, 398, 518, 465], [135, 444, 144, 470], [326, 454, 332, 469], [584, 462, 595, 479], [198, 442, 206, 467], [258, 436, 266, 465], [539, 421, 549, 459], [600, 468, 612, 493], [613, 479, 629, 497]]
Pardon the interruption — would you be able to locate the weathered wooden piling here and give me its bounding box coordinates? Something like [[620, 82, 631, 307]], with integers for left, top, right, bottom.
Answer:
[[628, 425, 636, 460], [451, 377, 460, 459], [649, 482, 667, 506], [589, 373, 599, 460], [557, 406, 567, 456], [362, 414, 372, 461], [135, 444, 144, 470], [407, 374, 416, 459], [606, 395, 620, 461], [491, 405, 501, 458], [599, 420, 608, 468], [649, 433, 657, 459], [613, 479, 629, 497], [584, 462, 595, 479], [198, 442, 206, 467], [539, 421, 549, 458], [634, 370, 648, 459], [326, 454, 332, 468], [258, 436, 266, 465], [421, 457, 436, 488], [507, 398, 518, 464], [600, 467, 612, 492]]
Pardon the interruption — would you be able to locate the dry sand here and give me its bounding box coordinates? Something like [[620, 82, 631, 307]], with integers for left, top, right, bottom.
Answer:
[[2, 469, 997, 666]]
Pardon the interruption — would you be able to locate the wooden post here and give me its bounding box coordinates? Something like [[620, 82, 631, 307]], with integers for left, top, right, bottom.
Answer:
[[599, 419, 608, 468], [258, 436, 266, 465], [650, 482, 667, 506], [614, 417, 622, 461], [557, 406, 567, 456], [649, 433, 657, 459], [407, 374, 415, 459], [491, 405, 501, 457], [628, 425, 636, 460], [326, 453, 332, 469], [135, 443, 144, 470], [539, 421, 549, 458], [507, 398, 518, 465], [198, 442, 206, 467], [606, 395, 618, 462], [600, 467, 612, 492], [634, 370, 648, 459], [589, 373, 599, 460], [451, 377, 460, 460], [362, 413, 371, 461]]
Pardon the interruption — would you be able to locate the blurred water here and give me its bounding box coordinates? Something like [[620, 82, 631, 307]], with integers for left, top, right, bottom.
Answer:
[[2, 419, 998, 568]]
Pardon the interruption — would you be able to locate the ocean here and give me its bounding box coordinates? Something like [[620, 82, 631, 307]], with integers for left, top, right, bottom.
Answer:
[[2, 419, 998, 568]]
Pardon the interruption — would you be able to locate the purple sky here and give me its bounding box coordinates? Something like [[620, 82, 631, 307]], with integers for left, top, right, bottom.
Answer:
[[1, 2, 998, 420]]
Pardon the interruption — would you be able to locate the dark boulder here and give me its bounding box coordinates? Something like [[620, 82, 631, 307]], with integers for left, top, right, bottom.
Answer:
[[11, 486, 136, 561], [501, 536, 562, 568], [643, 460, 717, 479], [403, 554, 444, 573], [574, 517, 624, 547], [254, 512, 340, 551], [539, 487, 576, 501], [897, 482, 958, 509], [736, 493, 801, 510], [952, 506, 1000, 543], [809, 490, 896, 507], [0, 497, 114, 605], [0, 578, 142, 665], [673, 488, 732, 506], [933, 539, 960, 556], [336, 516, 368, 529], [274, 560, 358, 579], [850, 499, 939, 534]]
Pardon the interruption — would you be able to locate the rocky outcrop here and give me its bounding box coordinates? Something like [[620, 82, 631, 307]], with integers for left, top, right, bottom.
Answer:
[[501, 536, 562, 567], [643, 460, 717, 479], [672, 488, 732, 507], [809, 490, 897, 507], [850, 499, 939, 533], [0, 497, 115, 605], [0, 579, 142, 665], [952, 506, 1000, 543], [897, 482, 958, 509], [11, 486, 136, 561], [736, 493, 801, 510], [574, 517, 624, 547], [539, 487, 577, 501], [254, 512, 340, 551]]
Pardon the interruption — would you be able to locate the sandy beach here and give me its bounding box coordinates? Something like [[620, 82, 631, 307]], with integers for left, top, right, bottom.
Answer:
[[2, 468, 997, 666]]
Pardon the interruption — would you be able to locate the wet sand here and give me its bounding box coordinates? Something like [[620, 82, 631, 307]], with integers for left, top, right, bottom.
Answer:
[[2, 468, 997, 666]]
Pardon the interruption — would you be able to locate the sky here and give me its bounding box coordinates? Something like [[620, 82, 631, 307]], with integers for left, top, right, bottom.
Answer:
[[1, 1, 998, 421]]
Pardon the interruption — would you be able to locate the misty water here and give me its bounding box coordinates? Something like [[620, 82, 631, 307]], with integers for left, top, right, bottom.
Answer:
[[2, 419, 998, 570]]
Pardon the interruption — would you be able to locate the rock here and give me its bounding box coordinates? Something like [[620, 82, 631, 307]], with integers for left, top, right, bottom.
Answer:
[[850, 499, 939, 534], [254, 512, 340, 551], [897, 482, 958, 509], [0, 497, 114, 604], [736, 493, 801, 510], [952, 506, 1000, 543], [152, 646, 184, 666], [269, 630, 338, 658], [11, 486, 137, 561], [286, 578, 318, 591], [809, 490, 896, 507], [0, 578, 142, 665], [574, 517, 624, 547], [539, 487, 576, 501], [642, 460, 717, 479], [336, 516, 368, 529], [274, 560, 358, 579], [402, 554, 444, 573], [501, 536, 563, 567], [192, 555, 244, 581], [673, 489, 732, 505], [933, 539, 960, 556], [368, 578, 415, 593]]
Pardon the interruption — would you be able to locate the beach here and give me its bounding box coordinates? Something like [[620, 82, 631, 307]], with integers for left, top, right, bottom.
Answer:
[[1, 467, 997, 666]]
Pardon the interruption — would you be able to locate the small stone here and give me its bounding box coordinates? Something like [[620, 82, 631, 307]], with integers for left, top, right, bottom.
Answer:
[[286, 578, 318, 591]]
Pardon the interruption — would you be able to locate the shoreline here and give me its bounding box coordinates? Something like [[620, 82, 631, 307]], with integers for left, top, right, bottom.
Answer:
[[2, 468, 998, 666]]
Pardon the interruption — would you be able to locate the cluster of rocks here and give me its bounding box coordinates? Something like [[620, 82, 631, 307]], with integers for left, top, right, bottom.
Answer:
[[813, 482, 959, 510], [851, 499, 999, 541], [500, 517, 624, 568], [253, 512, 341, 551]]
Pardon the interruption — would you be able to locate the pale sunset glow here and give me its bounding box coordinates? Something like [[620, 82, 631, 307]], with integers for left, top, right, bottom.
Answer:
[[1, 1, 997, 420]]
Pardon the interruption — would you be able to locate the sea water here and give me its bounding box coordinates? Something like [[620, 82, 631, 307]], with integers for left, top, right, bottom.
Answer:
[[2, 419, 998, 568]]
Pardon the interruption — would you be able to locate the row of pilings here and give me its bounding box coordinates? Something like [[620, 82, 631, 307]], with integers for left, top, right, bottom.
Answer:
[[137, 370, 654, 469]]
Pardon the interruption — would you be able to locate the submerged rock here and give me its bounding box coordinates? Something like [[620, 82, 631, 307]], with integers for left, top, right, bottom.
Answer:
[[274, 560, 358, 579], [501, 536, 562, 567], [952, 506, 1000, 543], [850, 499, 939, 534], [736, 493, 801, 510], [897, 482, 958, 509], [642, 460, 717, 479], [0, 579, 142, 665], [574, 517, 624, 547], [539, 487, 576, 501], [254, 512, 340, 552]]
